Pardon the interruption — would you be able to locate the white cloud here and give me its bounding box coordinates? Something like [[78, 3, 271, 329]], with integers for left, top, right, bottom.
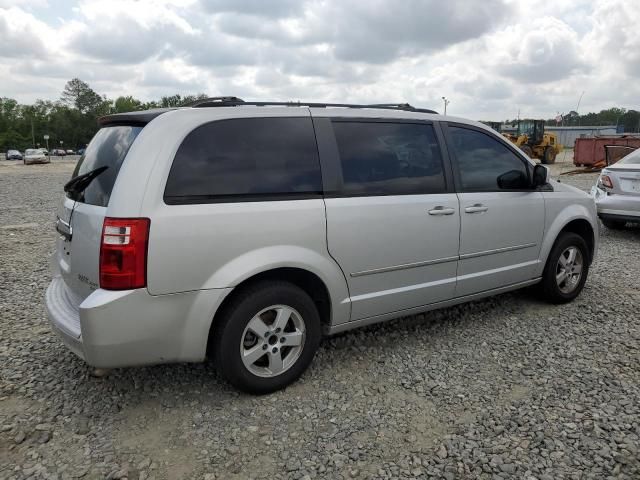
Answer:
[[490, 17, 587, 83], [0, 0, 639, 120], [0, 6, 55, 59]]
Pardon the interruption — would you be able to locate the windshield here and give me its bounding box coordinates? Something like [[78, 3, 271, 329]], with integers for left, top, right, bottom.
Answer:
[[71, 125, 142, 207], [518, 121, 534, 136], [618, 149, 640, 165], [25, 149, 38, 155]]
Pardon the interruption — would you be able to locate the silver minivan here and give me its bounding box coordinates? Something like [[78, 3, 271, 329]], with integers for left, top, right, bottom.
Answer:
[[46, 99, 598, 393]]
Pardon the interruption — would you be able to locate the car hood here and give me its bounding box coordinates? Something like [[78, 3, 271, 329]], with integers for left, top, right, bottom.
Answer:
[[549, 178, 589, 196]]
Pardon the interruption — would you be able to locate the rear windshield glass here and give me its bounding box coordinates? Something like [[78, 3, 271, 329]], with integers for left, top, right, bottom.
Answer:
[[619, 149, 640, 165], [71, 126, 142, 206]]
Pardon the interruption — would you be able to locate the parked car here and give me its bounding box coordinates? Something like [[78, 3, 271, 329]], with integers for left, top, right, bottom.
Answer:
[[46, 100, 598, 394], [6, 149, 23, 160], [66, 149, 75, 155], [592, 146, 640, 229], [52, 149, 66, 156], [77, 148, 86, 156], [24, 148, 50, 165]]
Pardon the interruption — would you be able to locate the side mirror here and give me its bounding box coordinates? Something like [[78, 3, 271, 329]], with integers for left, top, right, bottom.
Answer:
[[497, 169, 528, 189], [532, 164, 550, 187]]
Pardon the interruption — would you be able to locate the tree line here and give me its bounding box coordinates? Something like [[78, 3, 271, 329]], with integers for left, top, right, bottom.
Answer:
[[501, 108, 640, 132], [2, 78, 639, 152], [0, 78, 207, 152]]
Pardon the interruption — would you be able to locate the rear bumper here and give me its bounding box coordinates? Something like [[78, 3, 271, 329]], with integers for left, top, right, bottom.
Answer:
[[24, 158, 50, 164], [599, 212, 640, 223], [45, 277, 85, 360], [594, 189, 640, 222], [45, 275, 232, 368]]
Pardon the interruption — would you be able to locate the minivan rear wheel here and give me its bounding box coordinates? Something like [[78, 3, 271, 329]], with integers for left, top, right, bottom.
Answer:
[[213, 281, 321, 394], [539, 232, 589, 304]]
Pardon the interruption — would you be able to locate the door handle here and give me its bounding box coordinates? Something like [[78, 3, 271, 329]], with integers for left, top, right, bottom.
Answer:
[[464, 204, 489, 214], [428, 206, 455, 216]]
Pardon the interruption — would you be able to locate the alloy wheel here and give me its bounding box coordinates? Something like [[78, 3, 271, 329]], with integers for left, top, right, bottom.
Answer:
[[240, 305, 306, 378], [555, 246, 583, 294]]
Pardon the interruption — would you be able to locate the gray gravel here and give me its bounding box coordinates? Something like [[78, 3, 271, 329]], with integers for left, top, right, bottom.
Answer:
[[1, 160, 639, 480]]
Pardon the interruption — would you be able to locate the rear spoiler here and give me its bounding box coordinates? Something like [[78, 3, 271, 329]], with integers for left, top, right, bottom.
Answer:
[[98, 108, 175, 127]]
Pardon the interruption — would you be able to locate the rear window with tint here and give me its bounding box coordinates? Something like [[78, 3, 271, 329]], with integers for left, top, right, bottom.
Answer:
[[619, 149, 640, 165], [164, 117, 322, 203], [71, 126, 142, 207]]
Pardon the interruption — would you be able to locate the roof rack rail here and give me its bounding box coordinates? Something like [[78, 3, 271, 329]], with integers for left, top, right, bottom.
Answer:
[[186, 96, 246, 107], [188, 97, 438, 114]]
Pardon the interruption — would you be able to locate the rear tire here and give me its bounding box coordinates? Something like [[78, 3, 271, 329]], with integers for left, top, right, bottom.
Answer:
[[539, 232, 589, 304], [601, 218, 626, 230], [521, 145, 534, 158], [542, 147, 556, 164], [213, 281, 321, 394]]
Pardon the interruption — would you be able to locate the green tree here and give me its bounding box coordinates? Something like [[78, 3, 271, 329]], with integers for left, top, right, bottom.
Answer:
[[61, 78, 105, 114], [113, 96, 142, 113]]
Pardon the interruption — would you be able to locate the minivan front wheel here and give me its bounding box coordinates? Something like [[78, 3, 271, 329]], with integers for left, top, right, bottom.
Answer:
[[539, 232, 589, 304], [213, 281, 321, 394]]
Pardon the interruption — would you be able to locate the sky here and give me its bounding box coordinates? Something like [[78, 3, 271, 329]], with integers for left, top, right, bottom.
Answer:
[[0, 0, 638, 120]]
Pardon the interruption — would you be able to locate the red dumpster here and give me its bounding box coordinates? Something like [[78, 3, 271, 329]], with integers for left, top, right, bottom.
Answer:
[[574, 136, 640, 167]]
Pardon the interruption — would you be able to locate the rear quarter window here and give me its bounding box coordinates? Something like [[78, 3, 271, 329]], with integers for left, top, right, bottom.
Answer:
[[164, 117, 322, 203], [71, 126, 142, 207]]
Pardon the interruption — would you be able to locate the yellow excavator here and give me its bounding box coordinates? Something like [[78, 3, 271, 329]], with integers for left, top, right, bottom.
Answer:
[[503, 119, 562, 164]]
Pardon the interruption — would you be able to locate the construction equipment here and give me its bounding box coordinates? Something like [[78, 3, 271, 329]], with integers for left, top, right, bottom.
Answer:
[[503, 119, 562, 164]]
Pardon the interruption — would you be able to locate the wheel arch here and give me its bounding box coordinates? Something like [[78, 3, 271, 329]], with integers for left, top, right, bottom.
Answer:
[[559, 218, 595, 264], [537, 210, 597, 278], [206, 266, 344, 356]]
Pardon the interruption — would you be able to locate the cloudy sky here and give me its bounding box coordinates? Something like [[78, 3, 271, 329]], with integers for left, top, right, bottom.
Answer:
[[1, 0, 638, 120]]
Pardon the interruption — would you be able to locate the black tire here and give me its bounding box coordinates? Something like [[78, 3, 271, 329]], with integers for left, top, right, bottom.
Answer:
[[601, 218, 626, 230], [521, 145, 533, 158], [542, 147, 556, 164], [539, 232, 589, 304], [213, 281, 321, 394]]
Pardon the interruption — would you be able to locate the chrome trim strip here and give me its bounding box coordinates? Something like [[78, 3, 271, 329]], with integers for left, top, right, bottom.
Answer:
[[327, 278, 541, 335], [459, 243, 536, 260], [350, 255, 459, 277], [55, 216, 72, 241], [349, 276, 456, 302], [350, 243, 536, 277]]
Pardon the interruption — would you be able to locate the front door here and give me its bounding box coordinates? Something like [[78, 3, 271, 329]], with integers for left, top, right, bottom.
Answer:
[[444, 124, 545, 297], [318, 118, 460, 320]]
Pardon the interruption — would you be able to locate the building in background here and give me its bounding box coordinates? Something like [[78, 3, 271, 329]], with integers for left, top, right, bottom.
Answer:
[[545, 126, 617, 147]]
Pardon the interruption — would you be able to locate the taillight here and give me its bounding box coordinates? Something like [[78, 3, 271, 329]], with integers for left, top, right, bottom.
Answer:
[[99, 217, 150, 290], [600, 174, 613, 189]]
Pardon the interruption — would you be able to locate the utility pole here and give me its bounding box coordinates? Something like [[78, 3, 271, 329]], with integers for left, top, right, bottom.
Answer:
[[31, 118, 35, 147], [576, 91, 585, 126], [441, 96, 450, 115]]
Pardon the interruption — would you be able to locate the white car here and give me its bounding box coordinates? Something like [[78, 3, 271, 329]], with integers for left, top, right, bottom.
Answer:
[[23, 148, 50, 165], [592, 147, 640, 229], [46, 98, 598, 393]]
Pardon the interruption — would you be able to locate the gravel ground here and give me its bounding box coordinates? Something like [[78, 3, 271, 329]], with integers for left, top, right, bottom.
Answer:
[[1, 158, 639, 480]]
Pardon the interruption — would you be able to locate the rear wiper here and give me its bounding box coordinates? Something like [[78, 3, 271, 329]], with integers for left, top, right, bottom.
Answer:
[[64, 166, 108, 200]]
